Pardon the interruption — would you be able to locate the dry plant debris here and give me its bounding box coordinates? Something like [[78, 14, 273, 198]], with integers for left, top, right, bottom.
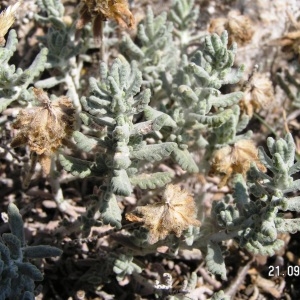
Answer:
[[209, 10, 254, 46], [0, 1, 20, 46], [77, 0, 135, 41], [11, 88, 75, 175], [276, 11, 300, 61], [126, 184, 201, 244], [210, 139, 266, 187], [240, 72, 274, 117]]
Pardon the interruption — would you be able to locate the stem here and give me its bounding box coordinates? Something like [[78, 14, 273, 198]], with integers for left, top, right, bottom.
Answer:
[[49, 156, 78, 218], [49, 157, 66, 209], [100, 20, 105, 62], [224, 259, 254, 298], [65, 72, 81, 129], [22, 152, 38, 189], [209, 217, 254, 243], [253, 112, 279, 138]]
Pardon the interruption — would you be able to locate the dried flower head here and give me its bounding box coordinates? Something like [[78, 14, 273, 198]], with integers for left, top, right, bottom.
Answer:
[[210, 139, 266, 187], [11, 88, 75, 174], [275, 12, 300, 61], [77, 0, 135, 42], [0, 1, 20, 46], [126, 184, 201, 244], [240, 73, 274, 117], [209, 11, 254, 46]]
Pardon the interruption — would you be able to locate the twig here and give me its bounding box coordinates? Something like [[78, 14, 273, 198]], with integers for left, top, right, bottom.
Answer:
[[224, 258, 254, 298], [253, 112, 279, 138], [22, 152, 38, 189], [196, 263, 222, 289]]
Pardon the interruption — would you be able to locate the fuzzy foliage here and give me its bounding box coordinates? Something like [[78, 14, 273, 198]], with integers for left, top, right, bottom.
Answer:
[[121, 6, 179, 89], [164, 31, 245, 172], [0, 30, 48, 112], [0, 203, 62, 300], [60, 58, 177, 232], [196, 134, 300, 280], [113, 254, 142, 281], [35, 0, 82, 71]]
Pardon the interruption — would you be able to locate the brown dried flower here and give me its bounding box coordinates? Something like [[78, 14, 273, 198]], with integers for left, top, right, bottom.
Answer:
[[210, 139, 266, 187], [11, 88, 75, 174], [209, 11, 254, 46], [126, 184, 201, 245], [77, 0, 135, 42], [275, 12, 300, 61], [0, 1, 20, 46], [240, 73, 274, 117]]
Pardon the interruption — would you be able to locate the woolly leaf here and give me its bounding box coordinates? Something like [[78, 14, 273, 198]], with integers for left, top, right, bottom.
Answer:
[[190, 109, 232, 127], [232, 174, 250, 207], [111, 169, 133, 196], [285, 133, 295, 167], [15, 262, 43, 281], [0, 98, 14, 113], [100, 193, 122, 229], [210, 91, 243, 108], [236, 113, 250, 132], [188, 63, 210, 81], [258, 147, 274, 171], [34, 75, 65, 89], [59, 154, 93, 178], [73, 131, 98, 152], [23, 47, 48, 86], [223, 65, 245, 85], [178, 85, 199, 105], [2, 233, 21, 260], [171, 147, 198, 172], [205, 241, 227, 280], [243, 237, 283, 256], [7, 203, 25, 246], [283, 196, 300, 212], [152, 114, 177, 131], [131, 142, 176, 162], [210, 290, 230, 300], [130, 172, 173, 189], [113, 254, 142, 281], [276, 218, 300, 234], [0, 243, 10, 264], [80, 111, 115, 128], [23, 245, 62, 259], [121, 35, 144, 60], [144, 106, 177, 128], [289, 160, 300, 176], [282, 179, 300, 193]]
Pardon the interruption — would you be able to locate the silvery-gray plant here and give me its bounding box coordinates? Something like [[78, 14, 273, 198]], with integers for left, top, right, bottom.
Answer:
[[0, 203, 62, 300]]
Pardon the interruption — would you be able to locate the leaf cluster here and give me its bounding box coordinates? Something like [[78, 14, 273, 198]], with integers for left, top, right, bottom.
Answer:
[[0, 204, 62, 300]]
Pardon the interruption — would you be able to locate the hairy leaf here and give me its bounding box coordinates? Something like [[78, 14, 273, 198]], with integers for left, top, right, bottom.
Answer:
[[205, 241, 227, 280], [100, 193, 122, 229], [130, 172, 174, 189], [131, 142, 176, 162], [171, 147, 198, 172], [111, 169, 133, 196], [23, 245, 62, 259]]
